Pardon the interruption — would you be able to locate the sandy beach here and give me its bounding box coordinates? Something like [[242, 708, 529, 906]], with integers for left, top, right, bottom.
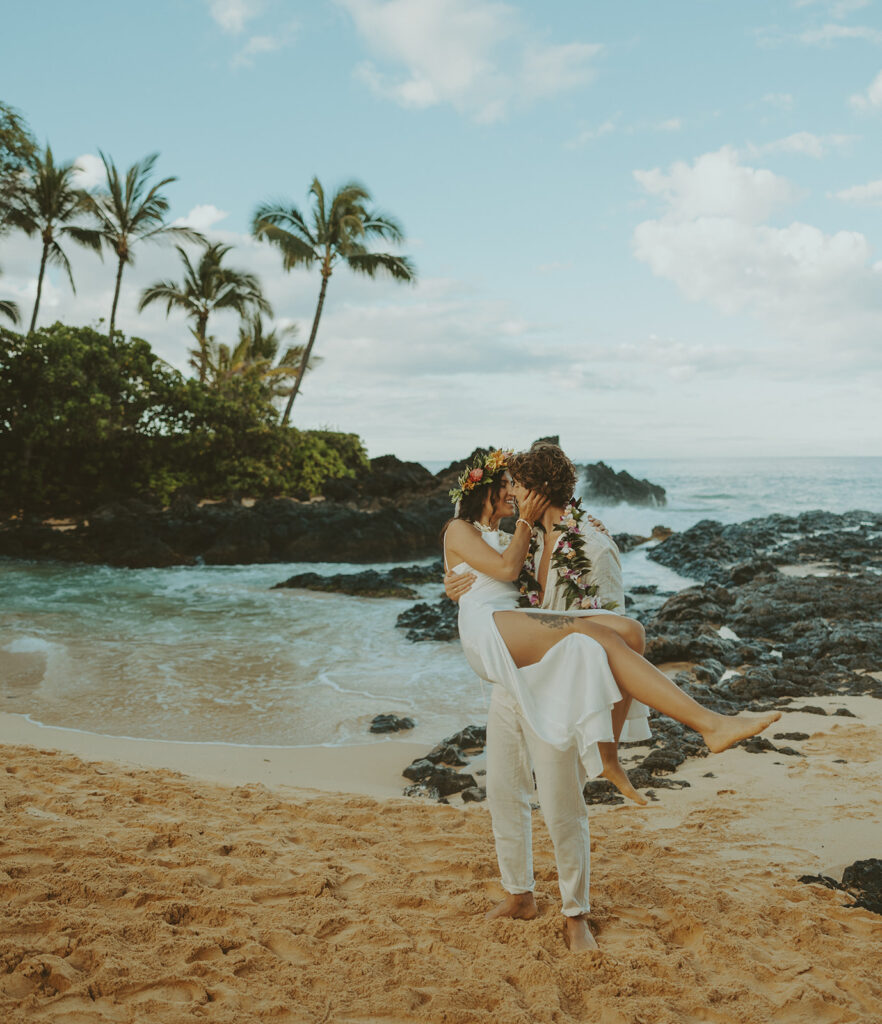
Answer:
[[2, 694, 881, 1024]]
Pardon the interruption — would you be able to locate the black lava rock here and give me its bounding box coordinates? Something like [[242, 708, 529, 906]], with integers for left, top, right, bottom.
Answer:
[[274, 569, 420, 598], [581, 462, 666, 507], [443, 725, 486, 751], [396, 598, 459, 642], [370, 714, 416, 734], [425, 743, 468, 766], [461, 786, 487, 803], [800, 858, 882, 916]]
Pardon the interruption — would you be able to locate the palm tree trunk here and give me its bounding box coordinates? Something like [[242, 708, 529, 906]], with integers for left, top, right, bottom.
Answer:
[[108, 256, 125, 340], [29, 244, 49, 335], [197, 313, 209, 383], [282, 271, 329, 425]]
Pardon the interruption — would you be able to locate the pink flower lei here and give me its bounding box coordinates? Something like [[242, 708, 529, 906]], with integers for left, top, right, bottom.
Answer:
[[516, 498, 618, 611]]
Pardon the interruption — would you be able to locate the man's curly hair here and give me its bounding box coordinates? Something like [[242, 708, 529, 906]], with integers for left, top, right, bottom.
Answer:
[[508, 442, 577, 507]]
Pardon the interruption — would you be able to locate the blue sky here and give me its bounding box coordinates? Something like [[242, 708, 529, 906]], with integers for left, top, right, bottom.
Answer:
[[2, 0, 881, 460]]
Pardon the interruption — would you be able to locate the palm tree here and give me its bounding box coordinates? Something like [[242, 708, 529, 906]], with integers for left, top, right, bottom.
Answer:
[[3, 145, 101, 333], [84, 151, 202, 339], [252, 177, 416, 424], [0, 266, 19, 325], [139, 241, 272, 382], [228, 312, 321, 408]]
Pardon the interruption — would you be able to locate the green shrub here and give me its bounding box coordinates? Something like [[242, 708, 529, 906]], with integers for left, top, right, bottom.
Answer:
[[0, 324, 368, 513]]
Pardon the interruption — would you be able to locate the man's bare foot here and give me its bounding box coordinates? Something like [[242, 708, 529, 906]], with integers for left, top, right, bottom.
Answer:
[[702, 711, 782, 754], [601, 758, 648, 806], [485, 892, 538, 921], [563, 914, 598, 952]]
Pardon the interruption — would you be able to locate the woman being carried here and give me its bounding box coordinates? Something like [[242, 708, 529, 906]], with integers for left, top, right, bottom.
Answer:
[[443, 448, 780, 790]]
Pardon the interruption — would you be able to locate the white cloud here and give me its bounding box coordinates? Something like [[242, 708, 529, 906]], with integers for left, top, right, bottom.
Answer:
[[632, 147, 882, 351], [800, 23, 882, 43], [72, 153, 105, 190], [206, 0, 262, 34], [633, 146, 800, 223], [746, 131, 855, 158], [232, 25, 297, 68], [834, 178, 882, 205], [849, 68, 882, 109], [520, 41, 601, 97], [761, 92, 795, 110], [338, 0, 602, 121], [172, 204, 230, 232], [655, 118, 683, 132], [793, 0, 870, 15], [565, 117, 617, 149]]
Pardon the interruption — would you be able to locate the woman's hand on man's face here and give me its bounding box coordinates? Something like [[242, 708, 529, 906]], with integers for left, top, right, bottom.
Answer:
[[517, 490, 550, 525]]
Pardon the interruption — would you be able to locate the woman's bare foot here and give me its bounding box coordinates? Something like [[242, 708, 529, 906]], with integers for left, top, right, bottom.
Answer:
[[600, 756, 648, 806], [563, 914, 598, 952], [702, 710, 782, 754], [485, 892, 538, 921]]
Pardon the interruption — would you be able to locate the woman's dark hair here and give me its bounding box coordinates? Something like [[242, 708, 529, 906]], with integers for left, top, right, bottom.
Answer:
[[508, 442, 576, 507], [440, 475, 508, 540]]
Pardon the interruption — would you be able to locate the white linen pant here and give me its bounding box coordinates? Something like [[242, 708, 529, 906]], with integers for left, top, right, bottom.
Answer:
[[485, 684, 590, 917]]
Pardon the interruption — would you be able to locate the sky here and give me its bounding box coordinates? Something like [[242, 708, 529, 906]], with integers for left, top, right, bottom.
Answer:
[[1, 0, 881, 461]]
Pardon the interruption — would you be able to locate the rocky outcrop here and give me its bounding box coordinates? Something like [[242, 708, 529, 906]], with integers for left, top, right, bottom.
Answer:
[[800, 859, 882, 916], [274, 562, 441, 599], [582, 462, 667, 507], [370, 713, 415, 733], [401, 725, 486, 802], [648, 510, 882, 584], [0, 495, 452, 568], [396, 599, 458, 642]]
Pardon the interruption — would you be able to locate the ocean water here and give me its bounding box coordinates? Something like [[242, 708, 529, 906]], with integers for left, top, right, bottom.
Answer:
[[1, 457, 880, 748]]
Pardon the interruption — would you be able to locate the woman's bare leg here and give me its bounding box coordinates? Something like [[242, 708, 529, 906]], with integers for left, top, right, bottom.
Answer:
[[589, 616, 644, 802], [492, 611, 780, 754]]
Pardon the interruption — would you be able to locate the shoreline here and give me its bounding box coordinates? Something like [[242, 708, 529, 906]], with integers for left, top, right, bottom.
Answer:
[[0, 712, 429, 800]]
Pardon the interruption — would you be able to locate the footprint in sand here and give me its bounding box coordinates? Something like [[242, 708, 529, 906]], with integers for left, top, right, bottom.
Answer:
[[126, 979, 209, 1005], [263, 931, 315, 965]]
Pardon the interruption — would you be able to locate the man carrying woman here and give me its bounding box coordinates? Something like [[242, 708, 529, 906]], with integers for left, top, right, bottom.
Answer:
[[442, 442, 779, 951]]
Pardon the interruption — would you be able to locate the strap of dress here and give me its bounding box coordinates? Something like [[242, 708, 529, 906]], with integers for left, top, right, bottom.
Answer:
[[442, 529, 450, 573]]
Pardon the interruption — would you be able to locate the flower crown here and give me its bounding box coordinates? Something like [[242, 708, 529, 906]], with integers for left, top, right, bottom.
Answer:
[[449, 448, 513, 505]]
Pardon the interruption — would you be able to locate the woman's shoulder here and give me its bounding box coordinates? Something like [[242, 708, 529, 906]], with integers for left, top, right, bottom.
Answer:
[[446, 518, 476, 538]]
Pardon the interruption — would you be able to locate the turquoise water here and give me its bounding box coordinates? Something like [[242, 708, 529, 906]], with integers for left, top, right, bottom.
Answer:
[[1, 458, 879, 747]]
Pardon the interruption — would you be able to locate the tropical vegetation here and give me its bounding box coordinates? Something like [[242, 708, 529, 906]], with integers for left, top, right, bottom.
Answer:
[[139, 241, 271, 383], [0, 101, 415, 513], [0, 323, 366, 514]]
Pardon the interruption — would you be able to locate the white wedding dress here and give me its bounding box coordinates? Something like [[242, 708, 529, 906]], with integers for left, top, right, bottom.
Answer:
[[449, 529, 650, 778]]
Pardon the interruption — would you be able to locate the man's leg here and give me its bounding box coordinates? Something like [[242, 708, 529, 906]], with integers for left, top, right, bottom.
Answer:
[[484, 686, 537, 920], [523, 724, 598, 951]]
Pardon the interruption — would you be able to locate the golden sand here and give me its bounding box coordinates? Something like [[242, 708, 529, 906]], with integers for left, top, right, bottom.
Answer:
[[2, 697, 881, 1023]]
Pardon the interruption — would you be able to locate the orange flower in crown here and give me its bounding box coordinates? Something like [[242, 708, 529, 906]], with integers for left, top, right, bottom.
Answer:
[[449, 448, 513, 505]]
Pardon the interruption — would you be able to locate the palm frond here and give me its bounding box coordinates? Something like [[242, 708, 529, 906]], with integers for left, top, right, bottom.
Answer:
[[0, 298, 20, 325], [45, 241, 75, 290], [252, 221, 317, 270], [345, 251, 417, 282], [62, 224, 104, 255], [362, 210, 405, 244]]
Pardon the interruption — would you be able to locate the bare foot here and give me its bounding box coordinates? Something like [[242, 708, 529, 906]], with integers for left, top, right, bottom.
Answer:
[[563, 915, 598, 952], [702, 711, 782, 754], [485, 892, 538, 921], [601, 758, 648, 806]]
